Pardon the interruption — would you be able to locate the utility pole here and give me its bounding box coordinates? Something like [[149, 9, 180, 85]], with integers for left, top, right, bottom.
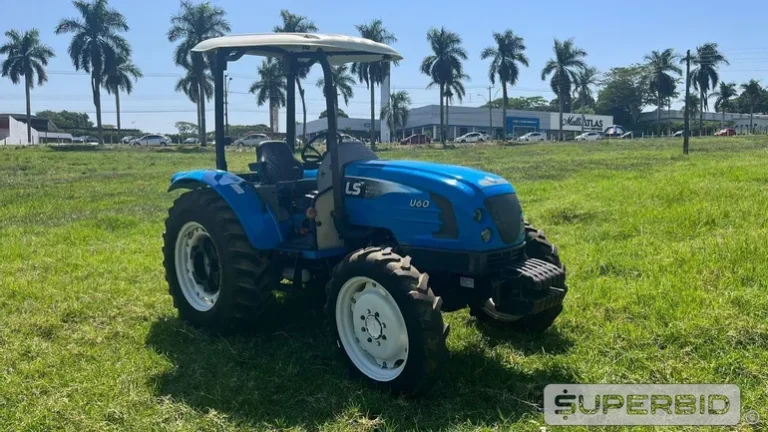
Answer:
[[488, 86, 493, 138], [683, 50, 691, 154]]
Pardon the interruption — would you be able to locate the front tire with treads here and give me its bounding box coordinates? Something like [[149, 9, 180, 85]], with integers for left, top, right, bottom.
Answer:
[[326, 247, 447, 395], [163, 189, 275, 332]]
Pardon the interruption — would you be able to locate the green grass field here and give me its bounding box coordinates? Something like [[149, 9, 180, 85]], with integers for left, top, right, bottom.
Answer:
[[2, 138, 767, 431]]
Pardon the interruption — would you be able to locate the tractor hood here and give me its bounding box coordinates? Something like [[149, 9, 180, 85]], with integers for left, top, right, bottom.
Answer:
[[347, 159, 516, 197], [343, 159, 524, 251]]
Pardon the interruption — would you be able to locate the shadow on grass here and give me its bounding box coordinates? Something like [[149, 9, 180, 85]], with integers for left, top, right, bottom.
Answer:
[[467, 318, 574, 355], [145, 292, 576, 430], [48, 144, 103, 152]]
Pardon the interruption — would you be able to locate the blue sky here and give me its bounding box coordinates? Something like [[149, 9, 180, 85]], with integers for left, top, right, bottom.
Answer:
[[2, 0, 767, 133]]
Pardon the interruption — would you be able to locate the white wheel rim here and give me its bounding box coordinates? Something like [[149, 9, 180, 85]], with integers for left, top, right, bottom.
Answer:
[[335, 276, 409, 382], [174, 222, 220, 312]]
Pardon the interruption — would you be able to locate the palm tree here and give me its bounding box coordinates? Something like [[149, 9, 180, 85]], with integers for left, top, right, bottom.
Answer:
[[352, 19, 397, 150], [103, 55, 141, 131], [168, 1, 230, 146], [688, 43, 729, 135], [0, 29, 55, 143], [712, 81, 738, 126], [175, 69, 213, 104], [316, 64, 355, 119], [645, 49, 681, 135], [421, 27, 468, 147], [381, 90, 411, 142], [480, 30, 529, 141], [541, 39, 588, 141], [572, 67, 599, 110], [740, 79, 763, 134], [683, 93, 700, 131], [55, 0, 130, 144], [250, 58, 287, 133], [430, 70, 467, 141], [274, 10, 317, 145]]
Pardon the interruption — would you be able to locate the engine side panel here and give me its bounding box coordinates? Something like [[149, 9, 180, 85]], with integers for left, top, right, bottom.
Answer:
[[169, 170, 284, 250], [342, 160, 525, 252]]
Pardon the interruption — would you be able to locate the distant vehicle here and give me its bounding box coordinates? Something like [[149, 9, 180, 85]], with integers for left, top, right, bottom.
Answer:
[[454, 132, 488, 143], [620, 131, 634, 139], [340, 134, 358, 142], [233, 133, 270, 147], [182, 137, 199, 144], [517, 132, 546, 142], [715, 128, 736, 136], [77, 136, 99, 145], [603, 125, 627, 137], [132, 134, 169, 146], [120, 136, 134, 144], [672, 130, 692, 137], [575, 132, 602, 141], [400, 134, 432, 145]]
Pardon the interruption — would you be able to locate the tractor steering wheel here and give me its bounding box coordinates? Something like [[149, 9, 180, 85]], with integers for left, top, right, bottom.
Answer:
[[301, 131, 342, 169]]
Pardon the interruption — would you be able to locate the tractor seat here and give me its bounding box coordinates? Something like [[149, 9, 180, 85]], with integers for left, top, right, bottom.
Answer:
[[256, 140, 304, 184]]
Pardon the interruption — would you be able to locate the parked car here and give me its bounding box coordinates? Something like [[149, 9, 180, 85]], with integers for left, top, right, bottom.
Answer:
[[517, 132, 546, 142], [673, 130, 692, 137], [454, 132, 488, 143], [400, 134, 432, 145], [603, 125, 627, 137], [575, 132, 602, 141], [620, 131, 634, 139], [715, 128, 736, 136], [182, 137, 199, 144], [132, 134, 169, 146], [233, 133, 270, 147], [120, 136, 134, 144]]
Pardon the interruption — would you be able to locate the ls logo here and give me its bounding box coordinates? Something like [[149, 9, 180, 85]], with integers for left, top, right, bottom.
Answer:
[[345, 181, 364, 196]]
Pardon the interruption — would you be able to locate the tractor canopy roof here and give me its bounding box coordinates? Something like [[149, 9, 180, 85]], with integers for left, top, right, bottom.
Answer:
[[192, 33, 403, 65]]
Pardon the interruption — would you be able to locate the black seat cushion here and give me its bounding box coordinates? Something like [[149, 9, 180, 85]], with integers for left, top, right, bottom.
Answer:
[[257, 141, 303, 184]]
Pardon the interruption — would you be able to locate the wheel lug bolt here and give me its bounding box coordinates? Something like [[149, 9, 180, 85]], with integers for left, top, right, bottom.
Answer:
[[367, 309, 371, 314], [381, 335, 386, 340], [360, 315, 365, 320], [361, 327, 366, 332], [376, 341, 381, 346], [381, 323, 386, 328], [367, 337, 372, 343]]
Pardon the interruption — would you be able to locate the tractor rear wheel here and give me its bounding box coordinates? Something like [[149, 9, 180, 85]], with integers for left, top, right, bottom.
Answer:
[[470, 222, 565, 333], [163, 189, 275, 332], [326, 247, 447, 395]]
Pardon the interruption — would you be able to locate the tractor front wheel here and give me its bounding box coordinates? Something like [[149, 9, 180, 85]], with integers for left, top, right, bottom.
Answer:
[[163, 189, 275, 332], [326, 247, 447, 395], [470, 222, 565, 333]]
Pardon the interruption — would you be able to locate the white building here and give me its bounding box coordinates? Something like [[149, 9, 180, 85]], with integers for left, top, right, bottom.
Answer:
[[0, 114, 73, 145]]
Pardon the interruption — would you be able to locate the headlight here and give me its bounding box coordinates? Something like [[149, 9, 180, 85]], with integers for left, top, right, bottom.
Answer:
[[473, 208, 483, 222], [481, 228, 492, 243]]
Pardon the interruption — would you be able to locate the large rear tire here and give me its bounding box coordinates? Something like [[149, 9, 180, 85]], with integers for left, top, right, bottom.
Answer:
[[470, 222, 565, 333], [163, 189, 275, 332], [326, 247, 447, 395]]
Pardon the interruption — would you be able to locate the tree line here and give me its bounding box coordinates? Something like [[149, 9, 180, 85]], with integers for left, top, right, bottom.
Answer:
[[2, 0, 767, 146]]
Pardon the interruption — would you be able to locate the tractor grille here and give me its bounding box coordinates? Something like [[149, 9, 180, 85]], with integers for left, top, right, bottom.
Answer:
[[484, 193, 523, 244]]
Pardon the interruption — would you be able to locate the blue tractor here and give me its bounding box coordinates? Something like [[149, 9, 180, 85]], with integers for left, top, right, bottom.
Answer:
[[163, 34, 567, 394]]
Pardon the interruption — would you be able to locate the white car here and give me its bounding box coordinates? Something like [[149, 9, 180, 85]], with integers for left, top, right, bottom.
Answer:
[[120, 136, 134, 144], [517, 132, 546, 142], [575, 132, 602, 141], [454, 132, 488, 143], [182, 137, 199, 144], [233, 133, 270, 147], [132, 134, 169, 146]]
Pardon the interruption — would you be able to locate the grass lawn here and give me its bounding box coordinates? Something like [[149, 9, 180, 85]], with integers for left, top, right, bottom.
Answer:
[[1, 138, 767, 431]]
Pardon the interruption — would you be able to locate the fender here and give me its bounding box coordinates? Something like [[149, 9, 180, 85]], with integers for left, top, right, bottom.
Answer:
[[168, 170, 282, 249]]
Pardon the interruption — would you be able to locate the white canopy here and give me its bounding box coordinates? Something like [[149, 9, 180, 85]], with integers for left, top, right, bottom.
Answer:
[[192, 33, 402, 65]]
